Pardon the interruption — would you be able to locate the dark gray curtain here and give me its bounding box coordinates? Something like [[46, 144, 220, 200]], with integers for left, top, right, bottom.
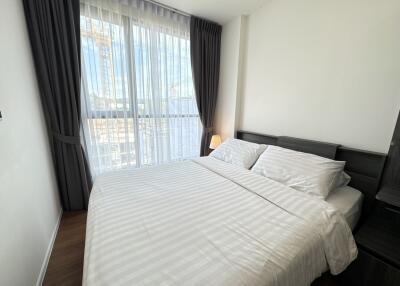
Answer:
[[23, 0, 92, 211], [190, 17, 222, 156]]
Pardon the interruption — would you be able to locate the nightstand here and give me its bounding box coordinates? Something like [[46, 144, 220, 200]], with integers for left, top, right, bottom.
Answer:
[[337, 187, 400, 285]]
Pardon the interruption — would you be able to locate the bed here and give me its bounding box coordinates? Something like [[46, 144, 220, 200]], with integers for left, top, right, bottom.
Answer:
[[83, 131, 386, 286]]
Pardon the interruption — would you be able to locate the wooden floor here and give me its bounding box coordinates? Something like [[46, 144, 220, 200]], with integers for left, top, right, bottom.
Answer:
[[43, 211, 87, 286], [44, 211, 338, 286]]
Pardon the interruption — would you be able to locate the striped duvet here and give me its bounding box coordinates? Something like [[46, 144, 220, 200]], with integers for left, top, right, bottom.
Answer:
[[83, 157, 357, 286]]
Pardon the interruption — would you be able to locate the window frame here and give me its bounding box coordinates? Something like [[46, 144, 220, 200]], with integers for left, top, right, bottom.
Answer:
[[80, 6, 201, 172]]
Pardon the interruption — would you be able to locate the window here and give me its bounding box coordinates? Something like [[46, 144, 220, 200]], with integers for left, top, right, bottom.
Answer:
[[80, 2, 201, 176]]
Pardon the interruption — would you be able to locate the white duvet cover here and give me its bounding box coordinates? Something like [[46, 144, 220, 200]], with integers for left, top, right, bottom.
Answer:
[[83, 157, 357, 286]]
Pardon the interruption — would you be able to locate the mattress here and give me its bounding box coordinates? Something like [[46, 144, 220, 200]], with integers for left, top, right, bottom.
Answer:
[[83, 157, 357, 286], [326, 186, 363, 230]]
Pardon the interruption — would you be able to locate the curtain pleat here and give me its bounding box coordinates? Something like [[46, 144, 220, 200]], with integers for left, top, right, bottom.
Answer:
[[190, 17, 222, 156], [23, 0, 92, 211]]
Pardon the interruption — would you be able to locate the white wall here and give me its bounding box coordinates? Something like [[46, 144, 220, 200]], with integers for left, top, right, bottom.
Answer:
[[0, 0, 61, 285], [215, 16, 248, 140], [220, 0, 400, 153], [215, 17, 242, 139]]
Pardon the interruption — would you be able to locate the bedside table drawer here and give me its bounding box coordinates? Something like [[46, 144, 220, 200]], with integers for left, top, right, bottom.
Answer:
[[338, 248, 400, 286]]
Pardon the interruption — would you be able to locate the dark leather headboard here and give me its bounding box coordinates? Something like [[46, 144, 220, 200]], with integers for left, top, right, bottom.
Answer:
[[236, 131, 387, 221], [277, 136, 339, 159], [237, 131, 339, 159]]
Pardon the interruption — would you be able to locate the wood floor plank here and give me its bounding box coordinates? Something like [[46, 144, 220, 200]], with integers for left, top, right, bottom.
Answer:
[[43, 211, 87, 286]]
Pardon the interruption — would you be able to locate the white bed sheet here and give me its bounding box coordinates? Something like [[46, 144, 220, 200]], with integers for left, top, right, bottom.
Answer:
[[326, 186, 363, 230], [83, 157, 357, 286]]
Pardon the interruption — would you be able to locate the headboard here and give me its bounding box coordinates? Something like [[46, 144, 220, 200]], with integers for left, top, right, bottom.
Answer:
[[236, 131, 387, 221]]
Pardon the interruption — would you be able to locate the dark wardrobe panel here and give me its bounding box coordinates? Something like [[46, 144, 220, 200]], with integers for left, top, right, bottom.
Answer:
[[382, 111, 400, 188]]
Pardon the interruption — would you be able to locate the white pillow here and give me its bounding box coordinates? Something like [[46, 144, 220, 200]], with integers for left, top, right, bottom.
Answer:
[[209, 138, 267, 169], [251, 145, 346, 199], [333, 171, 351, 189]]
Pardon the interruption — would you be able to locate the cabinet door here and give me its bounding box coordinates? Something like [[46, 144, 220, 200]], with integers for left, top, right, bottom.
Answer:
[[337, 249, 400, 286]]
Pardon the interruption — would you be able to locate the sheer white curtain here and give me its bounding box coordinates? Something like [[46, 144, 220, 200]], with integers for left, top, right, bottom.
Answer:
[[80, 0, 201, 176]]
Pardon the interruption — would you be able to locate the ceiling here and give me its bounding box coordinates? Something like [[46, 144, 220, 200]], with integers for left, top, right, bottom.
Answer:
[[155, 0, 269, 24]]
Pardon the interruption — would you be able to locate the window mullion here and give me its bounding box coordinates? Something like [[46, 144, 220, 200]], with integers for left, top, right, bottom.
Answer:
[[123, 16, 141, 167]]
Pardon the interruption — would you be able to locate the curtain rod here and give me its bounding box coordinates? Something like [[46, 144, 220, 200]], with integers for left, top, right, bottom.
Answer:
[[143, 0, 192, 17]]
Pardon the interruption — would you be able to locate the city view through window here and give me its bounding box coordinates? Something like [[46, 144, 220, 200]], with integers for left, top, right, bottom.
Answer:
[[81, 14, 201, 176]]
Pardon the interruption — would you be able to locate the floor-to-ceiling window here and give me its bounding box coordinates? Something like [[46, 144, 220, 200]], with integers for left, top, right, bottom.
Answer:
[[80, 0, 201, 176]]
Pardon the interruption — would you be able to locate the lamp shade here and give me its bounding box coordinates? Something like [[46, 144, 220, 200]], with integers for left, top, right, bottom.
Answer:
[[209, 135, 222, 150]]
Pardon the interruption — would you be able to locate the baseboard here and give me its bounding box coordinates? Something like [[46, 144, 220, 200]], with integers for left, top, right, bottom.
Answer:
[[36, 209, 63, 286]]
